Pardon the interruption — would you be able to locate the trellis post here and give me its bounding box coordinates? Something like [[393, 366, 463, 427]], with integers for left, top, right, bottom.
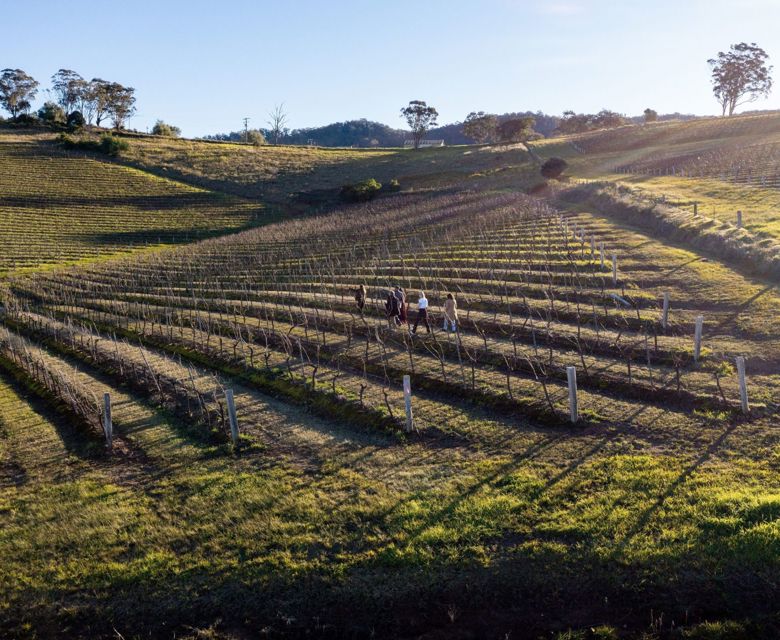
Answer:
[[694, 315, 704, 363], [403, 375, 414, 433], [567, 366, 578, 423], [735, 356, 749, 415], [661, 292, 670, 330], [226, 389, 240, 447], [103, 393, 112, 447]]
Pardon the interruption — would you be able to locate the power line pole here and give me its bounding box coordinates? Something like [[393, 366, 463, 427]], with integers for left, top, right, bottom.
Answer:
[[243, 117, 250, 143]]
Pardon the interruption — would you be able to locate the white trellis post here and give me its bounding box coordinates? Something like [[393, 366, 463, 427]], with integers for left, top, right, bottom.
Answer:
[[694, 315, 704, 363], [611, 254, 618, 285], [735, 356, 749, 415], [226, 389, 240, 447], [661, 292, 670, 330], [567, 366, 578, 423], [103, 393, 112, 447], [403, 375, 414, 433]]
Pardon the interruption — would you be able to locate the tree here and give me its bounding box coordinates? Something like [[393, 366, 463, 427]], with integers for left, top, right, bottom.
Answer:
[[267, 103, 289, 144], [0, 69, 39, 118], [497, 117, 535, 143], [643, 108, 658, 123], [541, 157, 568, 180], [105, 83, 136, 129], [51, 69, 87, 115], [557, 110, 592, 134], [592, 109, 625, 129], [400, 100, 438, 149], [462, 111, 498, 143], [708, 42, 773, 116], [85, 79, 111, 126], [152, 120, 181, 137]]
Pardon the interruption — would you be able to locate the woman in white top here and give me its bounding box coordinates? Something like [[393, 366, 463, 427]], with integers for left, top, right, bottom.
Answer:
[[410, 291, 431, 335]]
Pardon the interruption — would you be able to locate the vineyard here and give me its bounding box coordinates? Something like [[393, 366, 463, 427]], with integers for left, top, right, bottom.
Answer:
[[0, 132, 263, 274], [2, 175, 780, 637]]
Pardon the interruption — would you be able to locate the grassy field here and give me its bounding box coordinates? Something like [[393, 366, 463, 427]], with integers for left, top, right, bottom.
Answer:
[[531, 112, 780, 240], [118, 134, 538, 203], [0, 131, 265, 275], [1, 120, 780, 639]]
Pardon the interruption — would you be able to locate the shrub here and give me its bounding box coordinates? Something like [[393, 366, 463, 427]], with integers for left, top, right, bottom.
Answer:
[[58, 132, 129, 157], [37, 102, 66, 127], [247, 130, 266, 145], [99, 134, 129, 157], [66, 110, 85, 132], [383, 178, 401, 193], [340, 178, 382, 203], [541, 156, 568, 180], [151, 120, 181, 137]]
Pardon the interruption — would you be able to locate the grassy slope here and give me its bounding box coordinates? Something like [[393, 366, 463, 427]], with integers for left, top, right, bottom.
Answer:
[[532, 112, 780, 240], [0, 131, 265, 275], [1, 125, 780, 638], [119, 135, 538, 202]]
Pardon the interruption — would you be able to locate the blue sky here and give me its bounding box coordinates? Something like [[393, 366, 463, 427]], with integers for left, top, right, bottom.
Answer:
[[3, 0, 778, 137]]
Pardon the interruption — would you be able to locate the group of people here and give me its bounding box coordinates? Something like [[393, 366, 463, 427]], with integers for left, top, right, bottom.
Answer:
[[354, 284, 459, 335]]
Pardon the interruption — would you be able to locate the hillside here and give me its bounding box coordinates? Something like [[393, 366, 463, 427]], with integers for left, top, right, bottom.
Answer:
[[532, 112, 780, 243], [0, 131, 264, 274], [119, 135, 537, 202]]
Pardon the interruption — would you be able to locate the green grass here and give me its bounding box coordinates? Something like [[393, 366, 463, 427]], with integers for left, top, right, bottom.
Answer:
[[0, 132, 266, 274], [2, 121, 780, 638]]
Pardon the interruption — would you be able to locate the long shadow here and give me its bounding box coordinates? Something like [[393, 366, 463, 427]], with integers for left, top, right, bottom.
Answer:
[[714, 283, 776, 332], [611, 419, 741, 560], [0, 194, 239, 211]]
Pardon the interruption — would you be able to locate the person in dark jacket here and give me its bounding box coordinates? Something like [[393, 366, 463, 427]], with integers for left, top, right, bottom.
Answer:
[[385, 290, 400, 326], [355, 284, 366, 312]]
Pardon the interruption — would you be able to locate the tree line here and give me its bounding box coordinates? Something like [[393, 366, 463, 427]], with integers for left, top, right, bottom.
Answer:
[[0, 68, 136, 129]]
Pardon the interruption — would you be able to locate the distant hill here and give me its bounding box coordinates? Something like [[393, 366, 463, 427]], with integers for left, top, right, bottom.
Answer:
[[204, 111, 733, 148]]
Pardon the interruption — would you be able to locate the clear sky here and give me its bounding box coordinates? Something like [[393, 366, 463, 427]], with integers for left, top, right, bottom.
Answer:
[[3, 0, 778, 137]]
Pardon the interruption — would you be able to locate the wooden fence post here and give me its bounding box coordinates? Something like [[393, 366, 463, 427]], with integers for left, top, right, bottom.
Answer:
[[226, 389, 240, 447], [600, 243, 605, 270], [103, 392, 112, 448], [567, 366, 578, 423], [736, 210, 743, 229], [693, 202, 698, 216], [612, 254, 618, 285], [661, 292, 670, 330], [694, 315, 704, 363], [735, 356, 749, 415], [590, 235, 595, 259], [403, 374, 414, 433]]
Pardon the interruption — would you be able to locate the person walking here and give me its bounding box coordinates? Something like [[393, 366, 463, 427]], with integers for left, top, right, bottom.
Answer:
[[398, 287, 408, 325], [443, 293, 458, 333], [355, 284, 366, 312], [394, 286, 406, 325], [410, 291, 431, 335], [385, 289, 400, 326]]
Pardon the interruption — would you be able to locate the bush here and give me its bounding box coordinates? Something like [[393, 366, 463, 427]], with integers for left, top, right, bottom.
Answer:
[[340, 178, 382, 203], [58, 132, 129, 157], [9, 113, 38, 127], [541, 156, 568, 180], [99, 134, 129, 156], [247, 130, 266, 145], [151, 120, 181, 137], [37, 102, 66, 127], [66, 111, 86, 132], [382, 178, 401, 193]]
